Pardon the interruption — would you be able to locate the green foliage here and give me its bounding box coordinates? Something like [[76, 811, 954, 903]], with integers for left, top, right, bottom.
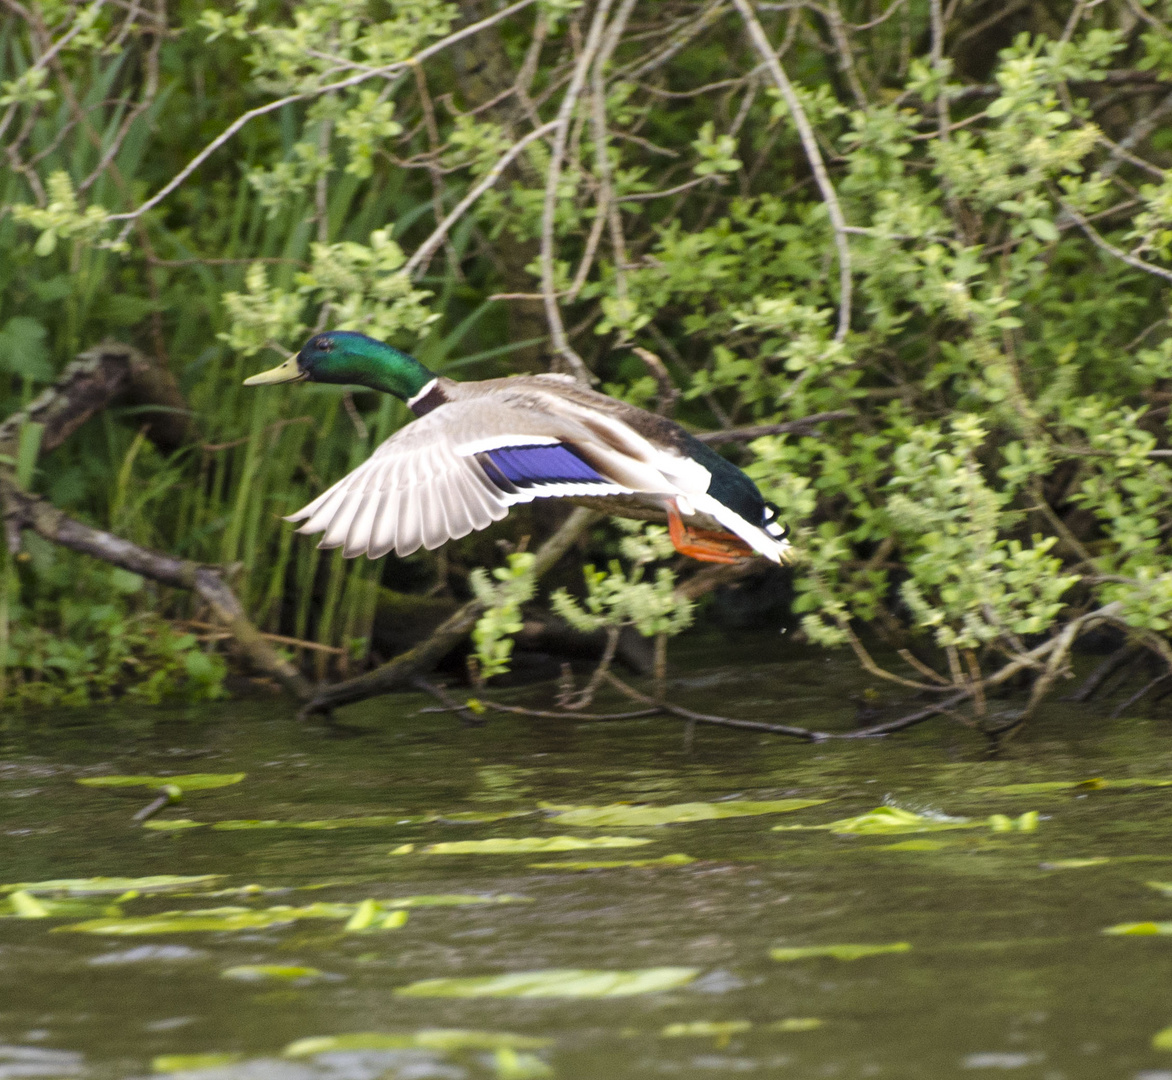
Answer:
[[550, 522, 693, 638], [469, 552, 536, 682], [5, 0, 1172, 713]]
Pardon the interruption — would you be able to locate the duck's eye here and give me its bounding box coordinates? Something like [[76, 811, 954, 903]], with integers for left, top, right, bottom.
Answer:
[[314, 336, 333, 352]]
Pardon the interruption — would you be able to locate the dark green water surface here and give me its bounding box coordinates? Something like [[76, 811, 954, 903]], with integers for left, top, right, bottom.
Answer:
[[4, 640, 1172, 1080]]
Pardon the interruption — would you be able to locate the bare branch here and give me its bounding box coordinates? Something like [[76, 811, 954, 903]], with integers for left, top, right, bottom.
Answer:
[[731, 0, 853, 341], [404, 120, 558, 279], [109, 0, 540, 240]]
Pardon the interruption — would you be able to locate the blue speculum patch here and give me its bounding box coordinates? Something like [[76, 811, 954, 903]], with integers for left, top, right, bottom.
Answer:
[[485, 444, 609, 487]]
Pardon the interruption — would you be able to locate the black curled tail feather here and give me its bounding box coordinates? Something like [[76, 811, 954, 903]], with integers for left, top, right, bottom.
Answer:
[[761, 501, 789, 540]]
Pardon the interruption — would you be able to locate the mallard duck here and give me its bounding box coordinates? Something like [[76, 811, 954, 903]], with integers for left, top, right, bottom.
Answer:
[[244, 331, 791, 564]]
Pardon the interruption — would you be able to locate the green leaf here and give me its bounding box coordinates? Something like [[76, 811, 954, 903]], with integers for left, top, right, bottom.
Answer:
[[1027, 217, 1060, 242], [0, 316, 52, 381], [774, 806, 976, 835], [1, 875, 222, 895], [221, 965, 323, 981], [770, 943, 911, 961], [153, 1054, 243, 1072], [971, 778, 1172, 795], [57, 900, 408, 935], [78, 773, 245, 792], [394, 967, 700, 998], [661, 1020, 752, 1038], [1103, 922, 1172, 935], [9, 890, 49, 918], [141, 819, 204, 831], [1040, 858, 1111, 870], [529, 854, 695, 870], [285, 1031, 552, 1057], [543, 799, 827, 827], [412, 836, 654, 854]]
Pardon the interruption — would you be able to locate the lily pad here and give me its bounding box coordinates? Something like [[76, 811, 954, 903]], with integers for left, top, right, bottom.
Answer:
[[770, 943, 911, 961], [1103, 922, 1172, 935], [409, 836, 653, 855], [774, 806, 976, 835], [153, 1053, 243, 1072], [529, 855, 696, 870], [221, 965, 323, 982], [543, 799, 827, 828], [78, 773, 245, 791], [1, 875, 222, 896], [394, 967, 699, 998], [1040, 858, 1112, 870], [285, 1031, 551, 1056], [972, 778, 1172, 795], [769, 1019, 824, 1032], [56, 899, 434, 935], [661, 1021, 752, 1038]]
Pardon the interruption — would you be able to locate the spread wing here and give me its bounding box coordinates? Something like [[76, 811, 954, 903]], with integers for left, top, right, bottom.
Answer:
[[285, 399, 663, 558]]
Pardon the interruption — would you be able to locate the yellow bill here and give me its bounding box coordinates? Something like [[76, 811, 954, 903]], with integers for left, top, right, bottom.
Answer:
[[243, 357, 306, 385]]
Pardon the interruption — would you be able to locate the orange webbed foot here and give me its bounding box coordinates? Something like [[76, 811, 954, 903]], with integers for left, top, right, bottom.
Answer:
[[666, 501, 755, 564]]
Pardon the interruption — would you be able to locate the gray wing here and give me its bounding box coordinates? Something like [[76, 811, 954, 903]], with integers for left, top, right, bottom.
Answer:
[[285, 399, 649, 558]]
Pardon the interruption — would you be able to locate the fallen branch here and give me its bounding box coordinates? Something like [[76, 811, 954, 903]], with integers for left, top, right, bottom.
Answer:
[[603, 671, 825, 740], [298, 508, 599, 718], [0, 339, 191, 457], [4, 485, 313, 701]]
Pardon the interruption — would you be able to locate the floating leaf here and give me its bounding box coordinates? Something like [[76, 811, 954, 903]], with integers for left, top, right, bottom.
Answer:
[[9, 890, 49, 918], [394, 967, 699, 998], [382, 910, 409, 929], [1154, 1026, 1172, 1050], [57, 900, 421, 935], [768, 1018, 824, 1032], [143, 811, 527, 832], [284, 1031, 552, 1056], [1103, 922, 1172, 935], [142, 819, 204, 831], [543, 799, 827, 828], [770, 943, 911, 961], [662, 1021, 752, 1038], [221, 965, 323, 981], [492, 1048, 553, 1078], [1, 875, 221, 896], [879, 840, 949, 852], [988, 812, 1039, 832], [411, 836, 653, 855], [1040, 858, 1111, 870], [529, 855, 696, 871], [344, 898, 379, 931], [153, 1053, 243, 1072], [78, 773, 245, 791], [972, 778, 1172, 795], [775, 806, 976, 835]]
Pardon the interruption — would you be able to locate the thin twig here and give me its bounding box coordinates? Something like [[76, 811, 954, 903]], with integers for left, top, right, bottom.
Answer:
[[540, 0, 617, 384], [731, 0, 852, 341], [404, 121, 558, 278], [109, 0, 540, 240]]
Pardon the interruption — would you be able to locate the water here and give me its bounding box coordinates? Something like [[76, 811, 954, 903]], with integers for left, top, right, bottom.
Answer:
[[3, 639, 1172, 1079]]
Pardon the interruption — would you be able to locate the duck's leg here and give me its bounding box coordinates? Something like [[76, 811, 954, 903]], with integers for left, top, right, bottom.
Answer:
[[666, 500, 755, 564]]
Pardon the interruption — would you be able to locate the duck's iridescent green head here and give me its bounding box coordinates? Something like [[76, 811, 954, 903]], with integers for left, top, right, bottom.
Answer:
[[243, 331, 436, 401]]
